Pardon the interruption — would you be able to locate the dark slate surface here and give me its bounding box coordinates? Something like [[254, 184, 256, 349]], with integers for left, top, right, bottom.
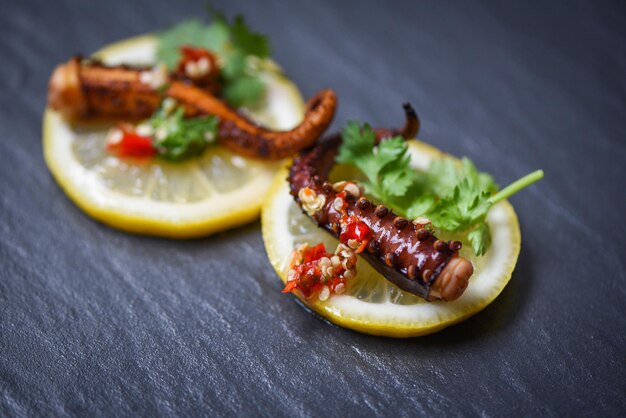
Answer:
[[1, 0, 625, 416]]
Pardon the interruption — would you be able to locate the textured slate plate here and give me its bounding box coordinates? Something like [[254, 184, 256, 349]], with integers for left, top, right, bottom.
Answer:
[[1, 0, 625, 416]]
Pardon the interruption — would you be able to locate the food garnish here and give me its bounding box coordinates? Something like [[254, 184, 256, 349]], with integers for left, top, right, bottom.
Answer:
[[282, 242, 354, 300], [156, 9, 270, 108], [106, 99, 218, 161], [337, 120, 543, 256]]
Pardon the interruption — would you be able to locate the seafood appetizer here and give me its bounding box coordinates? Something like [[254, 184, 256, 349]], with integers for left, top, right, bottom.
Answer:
[[49, 58, 336, 160], [44, 12, 336, 237], [262, 105, 542, 336]]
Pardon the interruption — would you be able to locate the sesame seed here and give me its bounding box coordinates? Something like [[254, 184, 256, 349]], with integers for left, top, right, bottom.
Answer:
[[142, 63, 168, 90], [162, 98, 176, 114], [155, 127, 168, 141], [343, 182, 361, 197], [106, 129, 123, 145], [136, 124, 153, 137], [318, 257, 331, 268], [185, 61, 199, 78], [332, 197, 344, 212], [196, 58, 210, 76], [298, 187, 315, 203], [139, 71, 153, 85], [332, 181, 346, 191], [413, 216, 431, 226], [299, 187, 325, 216]]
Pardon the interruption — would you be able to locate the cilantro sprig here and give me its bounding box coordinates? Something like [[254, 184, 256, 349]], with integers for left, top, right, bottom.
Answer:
[[147, 99, 218, 161], [337, 122, 543, 256], [156, 9, 270, 108]]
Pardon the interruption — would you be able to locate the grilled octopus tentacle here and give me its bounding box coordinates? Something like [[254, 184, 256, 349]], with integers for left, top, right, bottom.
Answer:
[[48, 58, 337, 160], [288, 104, 473, 302]]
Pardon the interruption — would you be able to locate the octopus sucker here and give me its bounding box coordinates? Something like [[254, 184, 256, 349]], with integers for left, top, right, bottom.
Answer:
[[288, 104, 474, 302], [48, 58, 337, 160]]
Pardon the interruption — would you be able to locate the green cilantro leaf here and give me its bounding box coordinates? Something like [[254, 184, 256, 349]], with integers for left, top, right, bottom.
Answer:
[[222, 75, 265, 109], [155, 10, 270, 108], [336, 123, 415, 208], [426, 157, 497, 198], [221, 50, 247, 79], [468, 222, 491, 256], [337, 121, 543, 256], [230, 15, 270, 58], [406, 195, 435, 219], [156, 20, 226, 68], [147, 99, 218, 161], [336, 121, 376, 169], [423, 180, 492, 231]]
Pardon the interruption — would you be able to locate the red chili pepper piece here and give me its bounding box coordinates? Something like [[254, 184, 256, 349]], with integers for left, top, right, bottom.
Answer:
[[115, 132, 157, 157], [107, 124, 157, 158], [282, 279, 298, 293], [176, 45, 218, 78], [303, 243, 327, 264], [283, 243, 333, 297], [340, 221, 370, 243]]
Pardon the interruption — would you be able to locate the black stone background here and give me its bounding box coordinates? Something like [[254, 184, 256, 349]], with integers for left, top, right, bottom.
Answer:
[[1, 0, 625, 416]]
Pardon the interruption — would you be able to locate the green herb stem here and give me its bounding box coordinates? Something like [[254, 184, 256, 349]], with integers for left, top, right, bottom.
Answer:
[[488, 169, 544, 204]]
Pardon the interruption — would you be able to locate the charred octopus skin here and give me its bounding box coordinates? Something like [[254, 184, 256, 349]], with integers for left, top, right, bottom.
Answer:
[[288, 105, 474, 302], [47, 57, 338, 160]]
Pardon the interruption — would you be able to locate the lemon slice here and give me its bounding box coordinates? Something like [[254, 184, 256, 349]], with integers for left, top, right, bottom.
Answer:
[[43, 35, 305, 238], [262, 140, 521, 337]]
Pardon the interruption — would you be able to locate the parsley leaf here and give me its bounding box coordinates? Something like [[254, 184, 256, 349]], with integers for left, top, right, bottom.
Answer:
[[230, 15, 270, 58], [336, 122, 415, 210], [156, 10, 270, 108], [147, 99, 218, 161], [222, 75, 265, 109], [423, 180, 492, 231], [156, 20, 225, 68], [468, 222, 491, 256], [337, 121, 543, 256]]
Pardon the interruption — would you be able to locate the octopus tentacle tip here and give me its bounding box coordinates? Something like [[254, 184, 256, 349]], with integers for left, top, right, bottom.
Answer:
[[400, 103, 420, 140], [431, 257, 473, 302], [402, 102, 416, 117]]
